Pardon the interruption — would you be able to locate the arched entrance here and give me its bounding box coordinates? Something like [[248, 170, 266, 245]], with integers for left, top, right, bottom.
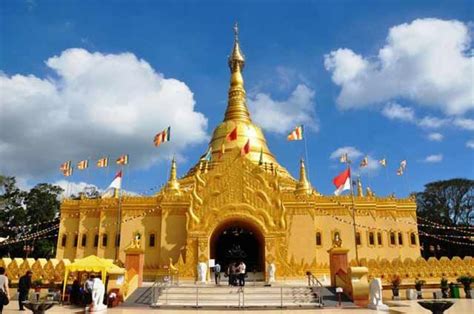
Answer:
[[210, 220, 265, 273]]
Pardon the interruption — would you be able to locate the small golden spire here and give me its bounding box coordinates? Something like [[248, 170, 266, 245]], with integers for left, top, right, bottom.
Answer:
[[366, 186, 375, 197], [295, 159, 312, 195], [224, 22, 251, 123], [166, 157, 180, 193], [357, 177, 364, 197]]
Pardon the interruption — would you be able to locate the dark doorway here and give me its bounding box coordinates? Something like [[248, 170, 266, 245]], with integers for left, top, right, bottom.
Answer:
[[210, 222, 264, 273]]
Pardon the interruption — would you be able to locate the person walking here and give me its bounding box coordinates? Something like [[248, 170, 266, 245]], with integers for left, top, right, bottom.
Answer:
[[238, 261, 246, 287], [18, 270, 32, 311], [214, 262, 221, 285], [0, 267, 10, 313]]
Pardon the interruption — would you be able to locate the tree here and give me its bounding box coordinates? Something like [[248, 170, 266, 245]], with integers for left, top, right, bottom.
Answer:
[[416, 178, 474, 258]]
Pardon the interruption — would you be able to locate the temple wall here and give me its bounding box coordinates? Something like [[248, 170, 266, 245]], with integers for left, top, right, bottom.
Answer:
[[287, 214, 317, 264], [160, 212, 186, 265]]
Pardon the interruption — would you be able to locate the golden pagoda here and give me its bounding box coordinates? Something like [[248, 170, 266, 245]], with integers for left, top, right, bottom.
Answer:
[[56, 24, 420, 280]]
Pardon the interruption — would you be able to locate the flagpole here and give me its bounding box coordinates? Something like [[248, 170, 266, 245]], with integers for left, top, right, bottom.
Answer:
[[348, 162, 360, 266], [114, 165, 124, 262], [303, 125, 310, 181]]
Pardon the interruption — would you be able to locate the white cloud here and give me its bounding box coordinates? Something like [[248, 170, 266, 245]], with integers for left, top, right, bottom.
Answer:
[[0, 48, 208, 181], [423, 154, 443, 163], [330, 146, 363, 160], [417, 116, 450, 129], [54, 180, 137, 198], [325, 18, 474, 115], [427, 133, 444, 142], [248, 84, 317, 134], [381, 102, 415, 122], [453, 118, 474, 131], [466, 140, 474, 149]]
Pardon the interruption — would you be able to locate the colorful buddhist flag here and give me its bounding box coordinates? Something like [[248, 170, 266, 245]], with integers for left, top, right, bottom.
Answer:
[[400, 159, 407, 170], [360, 156, 368, 168], [97, 157, 108, 168], [241, 139, 250, 156], [60, 161, 71, 172], [116, 154, 129, 165], [226, 126, 238, 142], [379, 158, 387, 167], [202, 147, 212, 161], [154, 126, 171, 147], [62, 167, 73, 177], [339, 153, 349, 164], [397, 167, 404, 176], [287, 125, 303, 141], [77, 160, 89, 170]]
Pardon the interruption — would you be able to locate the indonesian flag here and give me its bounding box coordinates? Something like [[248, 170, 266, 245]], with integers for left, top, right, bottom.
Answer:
[[226, 126, 238, 141], [333, 168, 351, 196], [241, 139, 250, 156], [287, 125, 303, 141], [102, 171, 122, 198]]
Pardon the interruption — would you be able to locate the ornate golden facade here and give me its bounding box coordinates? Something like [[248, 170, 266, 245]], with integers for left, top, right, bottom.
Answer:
[[56, 26, 421, 280]]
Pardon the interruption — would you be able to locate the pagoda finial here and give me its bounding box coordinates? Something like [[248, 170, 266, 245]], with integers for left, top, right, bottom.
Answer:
[[357, 177, 364, 197], [224, 23, 251, 123], [295, 158, 312, 195], [166, 156, 180, 194]]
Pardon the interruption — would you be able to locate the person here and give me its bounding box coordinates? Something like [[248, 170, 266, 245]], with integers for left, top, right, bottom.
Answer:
[[230, 263, 238, 286], [238, 261, 246, 286], [18, 270, 32, 311], [214, 262, 221, 285], [0, 267, 10, 313], [70, 279, 81, 306], [83, 275, 94, 306]]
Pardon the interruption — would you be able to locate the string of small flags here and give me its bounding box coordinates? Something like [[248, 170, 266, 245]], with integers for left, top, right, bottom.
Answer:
[[0, 224, 60, 247], [417, 216, 474, 231], [0, 217, 60, 231]]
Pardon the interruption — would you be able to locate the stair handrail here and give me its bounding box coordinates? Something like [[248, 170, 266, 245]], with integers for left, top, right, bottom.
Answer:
[[306, 271, 324, 307]]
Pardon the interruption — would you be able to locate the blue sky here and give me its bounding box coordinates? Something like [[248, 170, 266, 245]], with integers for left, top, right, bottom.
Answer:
[[1, 0, 473, 197]]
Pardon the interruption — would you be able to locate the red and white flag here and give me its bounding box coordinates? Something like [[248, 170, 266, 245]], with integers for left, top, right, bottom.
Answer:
[[333, 168, 351, 196], [102, 171, 122, 198]]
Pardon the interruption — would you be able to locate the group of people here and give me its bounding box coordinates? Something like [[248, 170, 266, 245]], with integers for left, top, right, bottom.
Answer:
[[69, 274, 105, 307], [223, 261, 246, 286], [0, 268, 33, 312]]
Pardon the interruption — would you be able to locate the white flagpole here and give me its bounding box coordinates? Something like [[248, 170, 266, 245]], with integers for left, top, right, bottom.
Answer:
[[348, 160, 360, 266], [303, 125, 311, 181]]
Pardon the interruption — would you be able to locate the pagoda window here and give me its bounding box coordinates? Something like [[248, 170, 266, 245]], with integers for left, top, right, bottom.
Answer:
[[398, 232, 403, 246], [81, 234, 87, 247], [102, 234, 108, 247], [74, 235, 78, 247], [315, 232, 322, 246], [149, 234, 156, 247], [61, 234, 67, 247], [355, 232, 362, 246], [390, 232, 396, 245], [410, 232, 417, 245], [94, 234, 99, 248], [368, 232, 375, 246], [377, 232, 383, 246]]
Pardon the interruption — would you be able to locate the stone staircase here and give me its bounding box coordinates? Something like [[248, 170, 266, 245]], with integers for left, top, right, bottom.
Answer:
[[124, 283, 338, 308]]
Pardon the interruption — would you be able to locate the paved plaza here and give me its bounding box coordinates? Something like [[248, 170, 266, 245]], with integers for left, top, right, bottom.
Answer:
[[2, 299, 473, 313]]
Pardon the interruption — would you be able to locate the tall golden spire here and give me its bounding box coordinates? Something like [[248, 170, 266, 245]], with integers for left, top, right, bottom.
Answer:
[[224, 22, 251, 123], [166, 157, 180, 194], [295, 159, 312, 195]]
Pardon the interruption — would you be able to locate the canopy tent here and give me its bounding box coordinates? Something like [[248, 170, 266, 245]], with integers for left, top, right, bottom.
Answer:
[[62, 255, 125, 297]]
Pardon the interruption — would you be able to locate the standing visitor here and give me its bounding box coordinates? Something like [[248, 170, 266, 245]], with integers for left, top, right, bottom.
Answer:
[[70, 279, 81, 306], [238, 261, 246, 286], [214, 262, 221, 285], [0, 267, 10, 313], [18, 270, 32, 311], [231, 262, 238, 286], [84, 275, 94, 306]]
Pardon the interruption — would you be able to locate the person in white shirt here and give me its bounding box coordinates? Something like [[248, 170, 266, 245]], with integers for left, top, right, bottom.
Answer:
[[238, 261, 246, 286], [0, 267, 10, 312]]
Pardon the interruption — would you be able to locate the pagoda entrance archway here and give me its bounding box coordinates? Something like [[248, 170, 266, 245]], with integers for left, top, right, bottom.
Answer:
[[210, 219, 265, 273]]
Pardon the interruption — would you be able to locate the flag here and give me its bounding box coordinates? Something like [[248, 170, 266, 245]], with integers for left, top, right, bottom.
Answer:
[[77, 160, 88, 170], [400, 160, 407, 170], [62, 167, 73, 177], [287, 125, 303, 141], [202, 147, 212, 161], [108, 170, 122, 190], [339, 153, 349, 164], [116, 154, 129, 165], [258, 147, 264, 165], [397, 167, 404, 176], [333, 168, 351, 196], [360, 156, 368, 168], [60, 161, 71, 172], [97, 157, 108, 168], [154, 126, 171, 147], [241, 139, 250, 156], [218, 143, 225, 159], [379, 158, 387, 167], [226, 126, 238, 142]]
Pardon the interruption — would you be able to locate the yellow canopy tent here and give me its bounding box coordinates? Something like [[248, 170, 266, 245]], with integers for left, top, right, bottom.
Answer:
[[62, 255, 124, 298]]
